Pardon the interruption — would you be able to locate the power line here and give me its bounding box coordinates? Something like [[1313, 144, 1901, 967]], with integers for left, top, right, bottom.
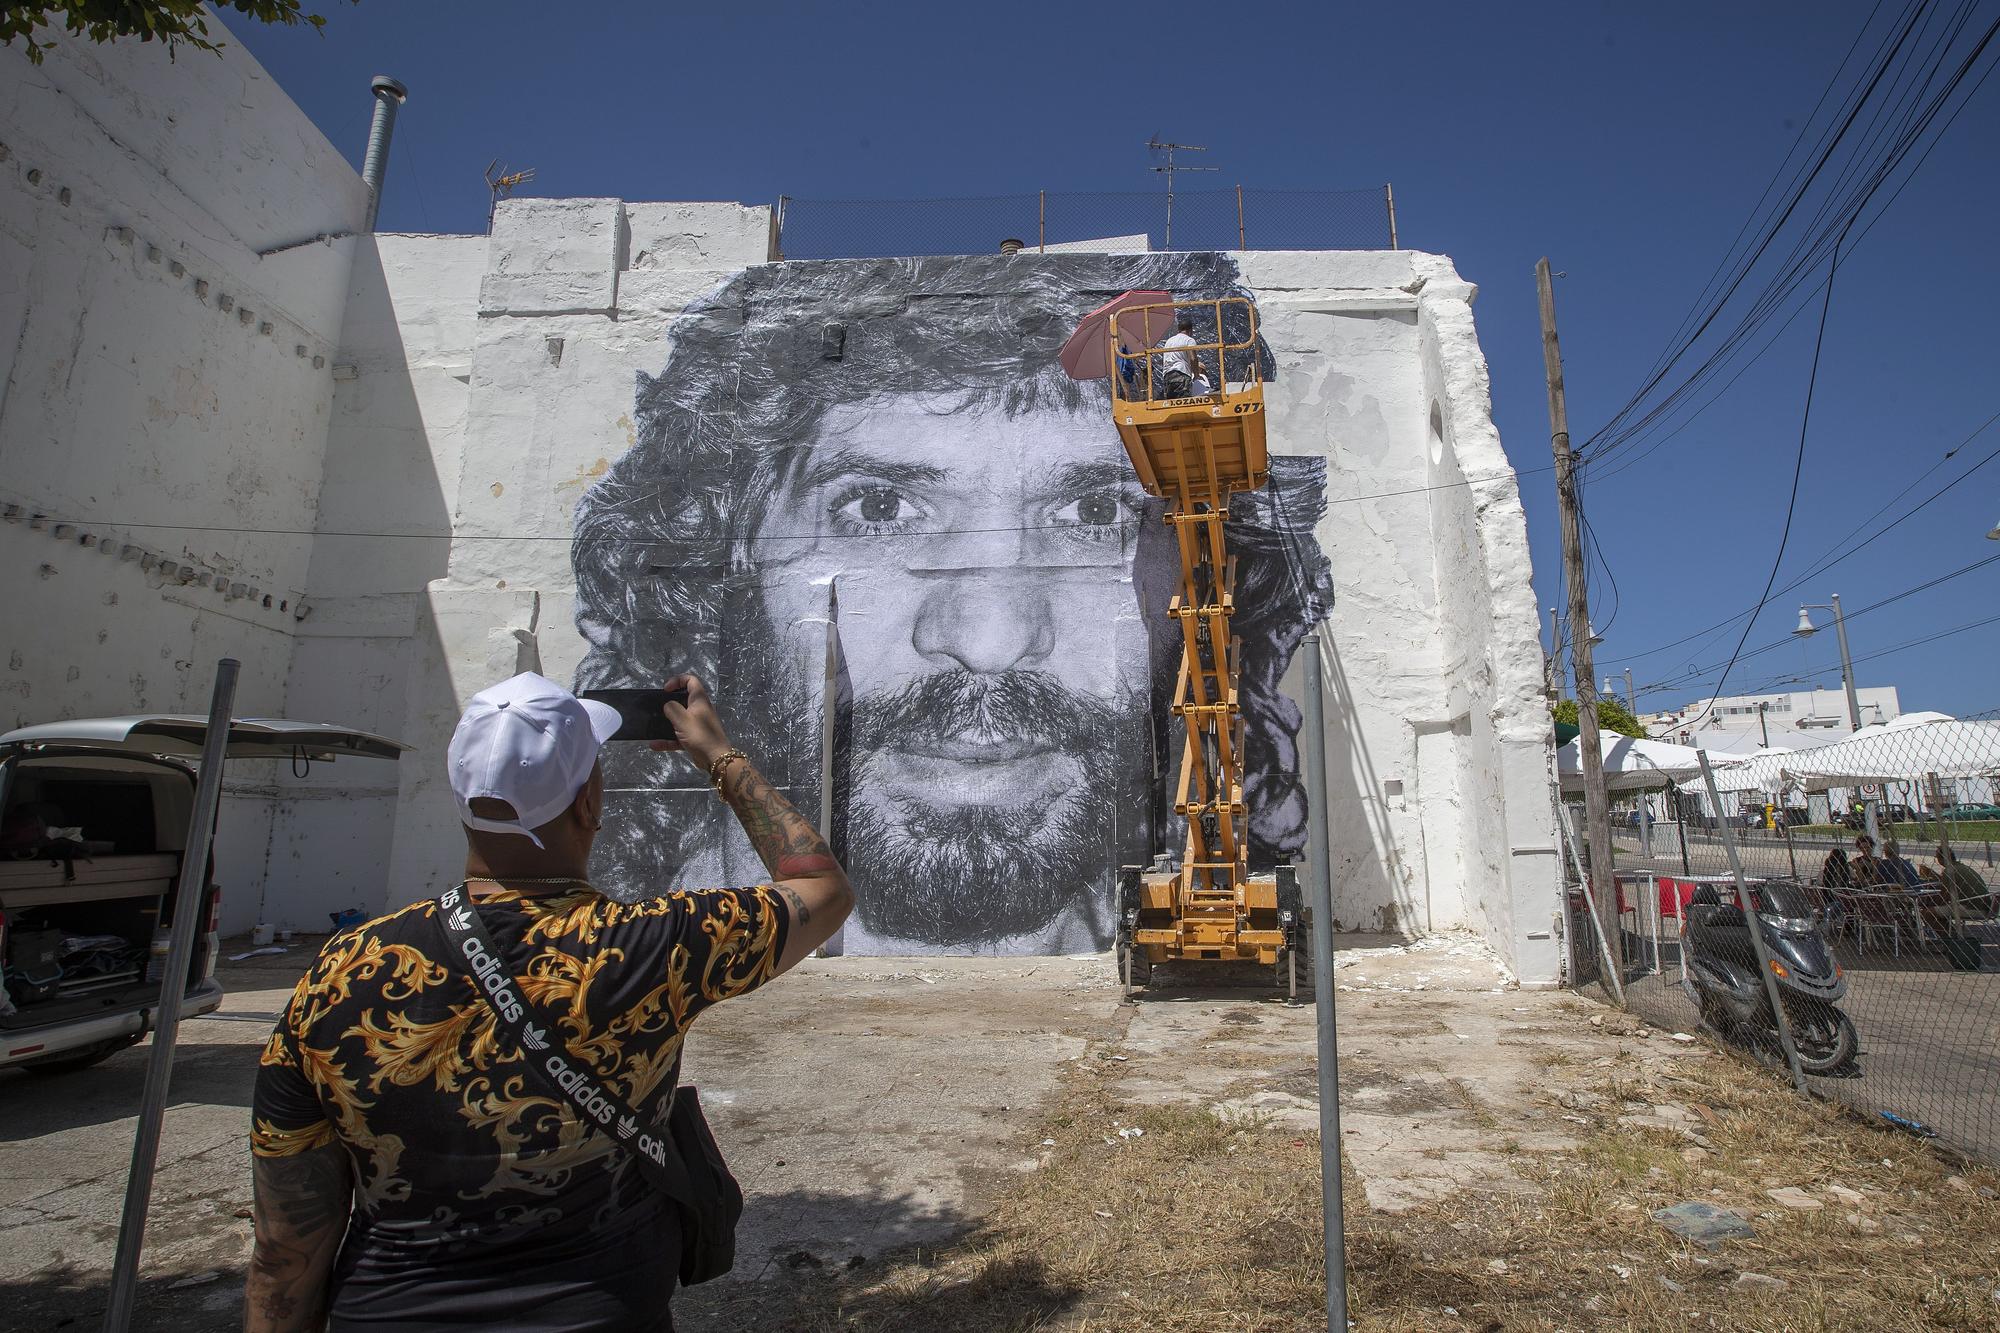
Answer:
[[1638, 549, 2000, 695], [1673, 221, 1849, 734], [1597, 405, 2000, 667], [1583, 2, 2000, 477]]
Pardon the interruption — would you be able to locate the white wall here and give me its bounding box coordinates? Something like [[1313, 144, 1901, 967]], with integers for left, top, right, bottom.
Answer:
[[1238, 251, 1560, 981], [0, 31, 370, 929], [375, 198, 774, 909], [359, 219, 1558, 980]]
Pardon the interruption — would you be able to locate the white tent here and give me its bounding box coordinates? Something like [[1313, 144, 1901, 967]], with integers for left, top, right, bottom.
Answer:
[[1782, 713, 2000, 788], [1557, 733, 1707, 794], [1702, 748, 1797, 795]]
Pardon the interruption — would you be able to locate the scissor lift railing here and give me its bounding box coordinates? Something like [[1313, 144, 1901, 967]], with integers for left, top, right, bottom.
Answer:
[[1107, 298, 1300, 993]]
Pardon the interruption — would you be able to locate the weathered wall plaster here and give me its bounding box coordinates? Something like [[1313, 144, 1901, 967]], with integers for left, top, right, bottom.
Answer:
[[0, 33, 368, 927]]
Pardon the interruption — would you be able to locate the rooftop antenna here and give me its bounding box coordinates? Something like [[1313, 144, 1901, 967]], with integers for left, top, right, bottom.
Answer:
[[1147, 137, 1217, 249], [484, 159, 537, 232]]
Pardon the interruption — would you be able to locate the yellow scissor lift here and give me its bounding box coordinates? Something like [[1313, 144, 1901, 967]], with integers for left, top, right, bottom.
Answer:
[[1106, 298, 1303, 997]]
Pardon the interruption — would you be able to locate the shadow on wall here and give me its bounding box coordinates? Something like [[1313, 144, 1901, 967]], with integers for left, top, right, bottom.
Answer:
[[1321, 633, 1410, 934], [273, 239, 458, 927]]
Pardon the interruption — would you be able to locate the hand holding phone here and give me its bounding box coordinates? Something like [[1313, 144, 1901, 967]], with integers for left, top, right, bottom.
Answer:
[[580, 687, 691, 742], [582, 675, 733, 770]]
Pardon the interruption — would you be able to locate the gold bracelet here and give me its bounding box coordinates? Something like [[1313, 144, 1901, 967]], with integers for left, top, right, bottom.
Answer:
[[706, 748, 749, 791]]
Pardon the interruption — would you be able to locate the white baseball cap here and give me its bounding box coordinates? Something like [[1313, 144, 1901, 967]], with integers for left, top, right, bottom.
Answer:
[[447, 673, 623, 847]]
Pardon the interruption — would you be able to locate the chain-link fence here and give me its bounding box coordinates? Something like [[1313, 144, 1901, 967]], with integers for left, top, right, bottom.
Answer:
[[1559, 708, 2000, 1165], [774, 186, 1397, 260]]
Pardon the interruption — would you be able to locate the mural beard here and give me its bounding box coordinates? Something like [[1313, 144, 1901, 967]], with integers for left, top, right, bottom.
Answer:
[[755, 657, 1151, 949], [845, 669, 1136, 946]]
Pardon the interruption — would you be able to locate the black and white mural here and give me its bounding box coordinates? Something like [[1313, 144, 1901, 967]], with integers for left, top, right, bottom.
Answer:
[[572, 253, 1333, 954]]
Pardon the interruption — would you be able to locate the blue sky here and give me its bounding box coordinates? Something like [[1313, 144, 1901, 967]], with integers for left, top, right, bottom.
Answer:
[[220, 1, 2000, 719]]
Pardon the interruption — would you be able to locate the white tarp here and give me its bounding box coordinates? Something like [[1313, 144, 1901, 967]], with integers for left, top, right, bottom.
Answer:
[[1701, 748, 1797, 795], [1557, 733, 1707, 794], [1780, 713, 2000, 787]]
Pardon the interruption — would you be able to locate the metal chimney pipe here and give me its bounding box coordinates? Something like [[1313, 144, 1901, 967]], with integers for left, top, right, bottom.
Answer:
[[360, 75, 408, 232]]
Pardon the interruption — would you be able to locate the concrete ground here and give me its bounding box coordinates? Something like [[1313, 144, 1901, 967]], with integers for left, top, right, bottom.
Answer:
[[0, 931, 1714, 1330]]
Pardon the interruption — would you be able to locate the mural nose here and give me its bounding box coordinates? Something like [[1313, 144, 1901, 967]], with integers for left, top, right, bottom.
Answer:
[[912, 580, 1056, 674]]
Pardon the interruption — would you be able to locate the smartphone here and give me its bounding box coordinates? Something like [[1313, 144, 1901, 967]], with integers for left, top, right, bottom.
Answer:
[[580, 687, 690, 742]]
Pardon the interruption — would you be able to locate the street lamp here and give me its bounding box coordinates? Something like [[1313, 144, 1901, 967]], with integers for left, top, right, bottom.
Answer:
[[1793, 595, 1863, 733]]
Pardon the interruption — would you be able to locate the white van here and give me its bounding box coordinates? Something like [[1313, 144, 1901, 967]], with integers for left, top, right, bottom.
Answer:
[[0, 717, 405, 1073]]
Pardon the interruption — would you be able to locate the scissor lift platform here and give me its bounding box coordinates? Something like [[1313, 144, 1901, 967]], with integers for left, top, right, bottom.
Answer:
[[1100, 299, 1302, 996]]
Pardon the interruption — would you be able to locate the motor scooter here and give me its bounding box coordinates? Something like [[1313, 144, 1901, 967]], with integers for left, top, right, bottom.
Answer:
[[1682, 880, 1858, 1075]]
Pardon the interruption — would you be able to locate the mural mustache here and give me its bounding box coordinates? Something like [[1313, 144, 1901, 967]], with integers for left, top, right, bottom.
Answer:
[[839, 668, 1129, 946]]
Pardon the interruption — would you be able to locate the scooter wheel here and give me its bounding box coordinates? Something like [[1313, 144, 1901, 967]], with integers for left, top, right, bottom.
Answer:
[[1789, 1003, 1858, 1076]]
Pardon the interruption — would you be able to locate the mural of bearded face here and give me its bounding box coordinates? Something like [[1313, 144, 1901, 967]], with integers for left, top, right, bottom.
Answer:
[[571, 253, 1332, 956], [739, 392, 1178, 950]]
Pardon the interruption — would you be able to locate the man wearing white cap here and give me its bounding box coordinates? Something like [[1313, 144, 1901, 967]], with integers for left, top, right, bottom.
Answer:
[[245, 672, 849, 1331]]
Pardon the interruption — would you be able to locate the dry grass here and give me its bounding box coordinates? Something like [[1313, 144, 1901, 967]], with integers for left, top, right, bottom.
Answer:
[[678, 1047, 2000, 1332]]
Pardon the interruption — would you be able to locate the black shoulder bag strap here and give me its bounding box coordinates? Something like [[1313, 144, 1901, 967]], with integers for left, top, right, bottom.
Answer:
[[433, 882, 741, 1285]]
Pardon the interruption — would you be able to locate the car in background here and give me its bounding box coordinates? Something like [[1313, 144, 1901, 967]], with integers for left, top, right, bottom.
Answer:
[[1930, 802, 2000, 822], [1, 716, 403, 1073]]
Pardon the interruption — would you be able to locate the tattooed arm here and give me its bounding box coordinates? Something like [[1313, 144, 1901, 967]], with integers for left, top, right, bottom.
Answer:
[[244, 1141, 351, 1332], [654, 673, 853, 973]]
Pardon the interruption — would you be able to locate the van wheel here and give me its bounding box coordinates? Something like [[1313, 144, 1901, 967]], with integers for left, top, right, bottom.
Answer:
[[20, 1036, 139, 1074]]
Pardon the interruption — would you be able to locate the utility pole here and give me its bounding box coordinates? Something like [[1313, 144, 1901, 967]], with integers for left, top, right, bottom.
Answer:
[[1757, 701, 1771, 748], [1537, 258, 1620, 982], [1546, 607, 1562, 699]]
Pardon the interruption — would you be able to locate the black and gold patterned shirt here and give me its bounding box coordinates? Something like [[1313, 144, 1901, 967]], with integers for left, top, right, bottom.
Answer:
[[252, 885, 789, 1331]]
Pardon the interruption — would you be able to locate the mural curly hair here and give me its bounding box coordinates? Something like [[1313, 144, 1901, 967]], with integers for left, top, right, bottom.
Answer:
[[571, 251, 1333, 880]]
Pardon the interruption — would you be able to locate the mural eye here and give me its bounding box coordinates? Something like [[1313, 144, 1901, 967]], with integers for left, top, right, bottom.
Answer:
[[1075, 494, 1121, 526], [1050, 491, 1130, 529], [859, 489, 903, 523], [828, 483, 926, 532]]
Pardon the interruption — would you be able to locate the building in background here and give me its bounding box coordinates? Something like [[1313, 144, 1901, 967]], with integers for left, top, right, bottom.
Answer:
[[0, 30, 1562, 980], [1648, 685, 1901, 753]]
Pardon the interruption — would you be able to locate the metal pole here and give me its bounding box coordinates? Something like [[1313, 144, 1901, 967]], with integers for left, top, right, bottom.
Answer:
[[1236, 184, 1246, 249], [1299, 634, 1348, 1333], [359, 76, 407, 232], [1538, 258, 1619, 976], [1697, 751, 1809, 1093], [1624, 670, 1652, 858], [103, 658, 239, 1332], [1384, 183, 1399, 250], [1559, 801, 1625, 1005], [816, 582, 842, 957], [1038, 190, 1046, 253], [1831, 594, 1862, 732]]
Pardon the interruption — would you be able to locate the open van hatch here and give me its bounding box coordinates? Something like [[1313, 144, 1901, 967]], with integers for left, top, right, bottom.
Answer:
[[0, 716, 409, 763], [1, 715, 407, 1071]]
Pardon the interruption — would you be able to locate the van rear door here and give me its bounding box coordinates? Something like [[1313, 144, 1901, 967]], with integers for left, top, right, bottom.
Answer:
[[0, 716, 409, 763]]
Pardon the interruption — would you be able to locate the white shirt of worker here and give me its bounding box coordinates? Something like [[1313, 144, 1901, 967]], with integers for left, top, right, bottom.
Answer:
[[1153, 331, 1209, 394]]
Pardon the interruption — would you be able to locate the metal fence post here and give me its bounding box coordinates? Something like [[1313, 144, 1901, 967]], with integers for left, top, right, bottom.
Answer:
[[1236, 184, 1246, 249], [102, 658, 238, 1332], [769, 195, 788, 262], [1697, 751, 1809, 1094], [1038, 190, 1046, 252], [1299, 633, 1349, 1332], [1558, 798, 1625, 1005], [1384, 183, 1399, 250]]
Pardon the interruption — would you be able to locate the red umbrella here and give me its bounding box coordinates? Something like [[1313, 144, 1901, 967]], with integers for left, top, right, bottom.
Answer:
[[1059, 290, 1175, 381]]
